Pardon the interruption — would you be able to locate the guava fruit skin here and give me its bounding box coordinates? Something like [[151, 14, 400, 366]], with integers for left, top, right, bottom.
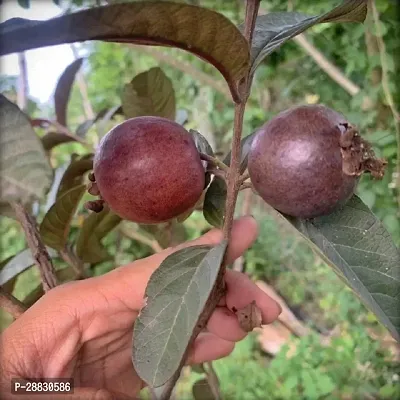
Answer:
[[248, 105, 358, 218], [94, 116, 205, 223]]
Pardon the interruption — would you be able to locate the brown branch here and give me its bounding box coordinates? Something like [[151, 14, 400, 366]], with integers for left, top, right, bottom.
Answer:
[[200, 153, 229, 173], [369, 0, 400, 204], [161, 2, 260, 399], [59, 246, 85, 278], [132, 45, 231, 100], [10, 203, 58, 291], [292, 34, 360, 96], [120, 224, 163, 253], [70, 44, 95, 120], [0, 287, 26, 319], [204, 362, 221, 400]]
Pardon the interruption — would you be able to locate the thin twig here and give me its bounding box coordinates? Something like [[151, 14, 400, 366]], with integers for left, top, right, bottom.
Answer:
[[59, 246, 85, 278], [223, 0, 260, 241], [239, 170, 250, 184], [200, 153, 229, 173], [204, 362, 221, 400], [0, 287, 26, 319], [70, 44, 95, 120], [369, 0, 400, 205], [208, 168, 227, 181], [240, 182, 253, 191], [10, 203, 58, 291], [292, 34, 360, 96], [120, 225, 163, 253], [161, 3, 260, 398]]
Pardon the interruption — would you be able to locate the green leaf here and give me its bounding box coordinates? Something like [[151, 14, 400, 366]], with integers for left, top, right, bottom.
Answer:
[[41, 131, 85, 151], [76, 119, 94, 138], [0, 95, 53, 204], [140, 220, 188, 248], [246, 0, 367, 72], [223, 131, 256, 173], [0, 2, 249, 103], [40, 185, 86, 251], [0, 248, 57, 288], [203, 177, 227, 228], [192, 378, 215, 400], [133, 241, 227, 387], [288, 195, 400, 341], [76, 208, 121, 264], [17, 0, 30, 9], [57, 154, 93, 199], [54, 58, 83, 127], [190, 129, 214, 157], [122, 67, 176, 120]]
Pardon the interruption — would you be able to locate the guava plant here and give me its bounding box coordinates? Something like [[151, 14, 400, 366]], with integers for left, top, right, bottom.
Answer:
[[0, 1, 399, 399]]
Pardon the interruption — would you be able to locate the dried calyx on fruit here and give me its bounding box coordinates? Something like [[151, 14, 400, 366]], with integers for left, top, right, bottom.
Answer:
[[85, 116, 205, 224], [248, 104, 387, 219]]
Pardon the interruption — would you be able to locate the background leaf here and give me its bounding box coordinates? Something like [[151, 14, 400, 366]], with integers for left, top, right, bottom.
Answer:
[[122, 67, 176, 120], [41, 131, 85, 151], [57, 154, 93, 198], [54, 58, 83, 127], [133, 241, 227, 387], [203, 177, 227, 228], [190, 129, 215, 157], [76, 208, 121, 264], [0, 2, 249, 102], [246, 0, 367, 72], [288, 195, 400, 341], [40, 184, 86, 251], [0, 95, 52, 204], [0, 247, 57, 287]]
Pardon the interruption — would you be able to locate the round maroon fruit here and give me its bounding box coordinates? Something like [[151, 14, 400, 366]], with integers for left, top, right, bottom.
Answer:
[[93, 116, 205, 223], [248, 104, 386, 219]]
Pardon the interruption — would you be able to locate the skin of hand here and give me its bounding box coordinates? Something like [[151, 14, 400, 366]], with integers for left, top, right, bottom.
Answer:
[[0, 216, 281, 400]]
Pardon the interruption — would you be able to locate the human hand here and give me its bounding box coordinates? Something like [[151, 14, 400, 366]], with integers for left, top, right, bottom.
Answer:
[[0, 216, 281, 400]]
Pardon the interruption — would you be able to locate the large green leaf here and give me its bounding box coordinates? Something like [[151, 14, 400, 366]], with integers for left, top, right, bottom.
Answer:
[[57, 155, 93, 199], [245, 0, 367, 72], [203, 177, 227, 228], [287, 195, 400, 341], [0, 2, 249, 103], [76, 208, 121, 264], [133, 241, 227, 387], [40, 185, 86, 251], [0, 95, 52, 204], [122, 67, 176, 120], [54, 58, 83, 127], [0, 248, 58, 293]]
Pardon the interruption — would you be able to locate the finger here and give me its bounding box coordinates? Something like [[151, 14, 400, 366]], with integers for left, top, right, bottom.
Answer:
[[206, 307, 247, 342], [100, 216, 258, 311], [221, 270, 282, 325], [186, 332, 234, 365]]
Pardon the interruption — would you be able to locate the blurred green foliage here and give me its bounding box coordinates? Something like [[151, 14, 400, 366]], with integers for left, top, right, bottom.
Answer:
[[1, 0, 399, 398]]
